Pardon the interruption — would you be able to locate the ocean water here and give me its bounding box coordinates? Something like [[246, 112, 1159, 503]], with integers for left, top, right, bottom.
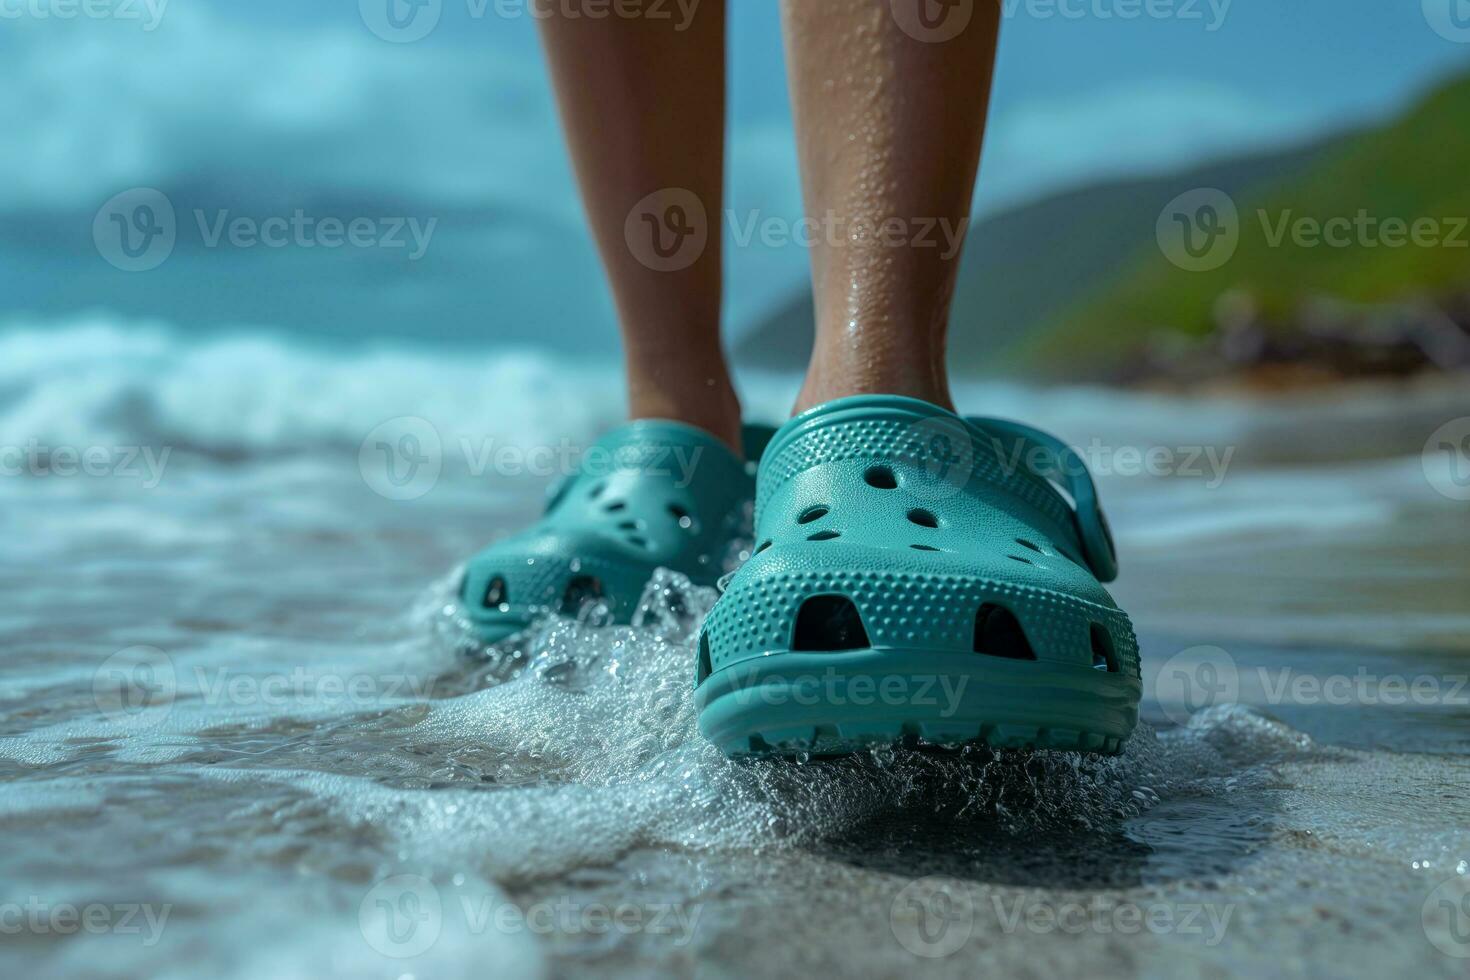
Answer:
[[2, 319, 1469, 979]]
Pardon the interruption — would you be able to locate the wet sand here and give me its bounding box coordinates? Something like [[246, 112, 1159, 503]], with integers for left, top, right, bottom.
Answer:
[[2, 376, 1468, 978]]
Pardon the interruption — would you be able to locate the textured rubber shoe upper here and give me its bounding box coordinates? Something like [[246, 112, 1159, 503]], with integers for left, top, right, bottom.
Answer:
[[695, 395, 1141, 752], [460, 420, 756, 643]]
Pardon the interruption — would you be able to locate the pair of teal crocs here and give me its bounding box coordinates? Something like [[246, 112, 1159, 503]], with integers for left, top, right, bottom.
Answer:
[[462, 396, 1139, 755], [459, 420, 768, 643]]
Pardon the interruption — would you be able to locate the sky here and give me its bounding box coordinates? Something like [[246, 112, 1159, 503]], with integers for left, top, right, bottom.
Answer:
[[2, 0, 1468, 354]]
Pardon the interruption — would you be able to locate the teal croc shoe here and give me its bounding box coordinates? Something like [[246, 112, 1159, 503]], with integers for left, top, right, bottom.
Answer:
[[695, 395, 1140, 757], [460, 420, 767, 644]]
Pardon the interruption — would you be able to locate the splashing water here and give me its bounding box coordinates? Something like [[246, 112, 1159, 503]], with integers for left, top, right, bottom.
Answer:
[[3, 322, 1469, 978]]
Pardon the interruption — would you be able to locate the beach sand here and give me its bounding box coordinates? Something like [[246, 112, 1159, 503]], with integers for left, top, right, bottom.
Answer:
[[2, 327, 1467, 978]]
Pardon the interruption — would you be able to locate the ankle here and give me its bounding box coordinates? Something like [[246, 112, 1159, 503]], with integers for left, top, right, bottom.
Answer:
[[628, 376, 744, 457], [794, 360, 955, 417]]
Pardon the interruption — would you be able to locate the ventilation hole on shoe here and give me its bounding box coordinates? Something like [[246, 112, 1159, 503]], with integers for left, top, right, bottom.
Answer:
[[792, 595, 870, 651], [797, 505, 829, 524], [604, 501, 626, 513], [667, 503, 694, 529], [973, 604, 1037, 660], [1008, 555, 1033, 565], [559, 575, 603, 614], [1016, 538, 1043, 553], [626, 535, 650, 549], [696, 633, 712, 685], [863, 465, 898, 489], [907, 508, 939, 528], [456, 570, 468, 599], [482, 575, 507, 608], [617, 519, 641, 531], [808, 529, 841, 542], [588, 481, 606, 499], [754, 540, 772, 555], [911, 544, 941, 552], [1090, 623, 1118, 672]]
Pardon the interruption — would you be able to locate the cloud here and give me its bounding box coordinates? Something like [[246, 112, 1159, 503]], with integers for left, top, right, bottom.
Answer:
[[3, 5, 1320, 234], [0, 2, 577, 216], [0, 3, 1350, 343]]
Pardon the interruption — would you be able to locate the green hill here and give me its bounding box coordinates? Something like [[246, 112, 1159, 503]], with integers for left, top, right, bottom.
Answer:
[[734, 136, 1343, 375], [1028, 72, 1470, 375]]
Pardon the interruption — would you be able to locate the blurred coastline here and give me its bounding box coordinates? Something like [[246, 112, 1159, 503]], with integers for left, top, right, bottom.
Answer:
[[738, 72, 1470, 390]]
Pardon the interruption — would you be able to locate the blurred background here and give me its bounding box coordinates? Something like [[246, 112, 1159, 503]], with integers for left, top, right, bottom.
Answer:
[[4, 5, 1470, 978], [4, 1, 1469, 386]]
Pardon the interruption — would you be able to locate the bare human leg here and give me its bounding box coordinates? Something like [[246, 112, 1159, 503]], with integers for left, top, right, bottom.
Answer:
[[782, 0, 1002, 414], [538, 0, 743, 452]]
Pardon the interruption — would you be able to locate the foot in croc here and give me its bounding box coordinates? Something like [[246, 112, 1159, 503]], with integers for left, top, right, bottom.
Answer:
[[459, 421, 770, 644], [694, 396, 1140, 757]]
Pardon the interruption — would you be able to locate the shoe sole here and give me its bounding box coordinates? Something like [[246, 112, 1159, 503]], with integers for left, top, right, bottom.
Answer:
[[695, 649, 1139, 757]]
